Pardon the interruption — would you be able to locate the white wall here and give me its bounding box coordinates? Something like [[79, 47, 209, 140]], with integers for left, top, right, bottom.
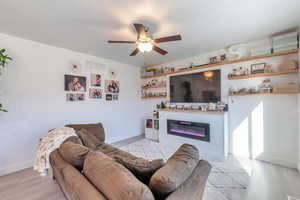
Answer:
[[0, 33, 144, 175], [145, 49, 299, 168]]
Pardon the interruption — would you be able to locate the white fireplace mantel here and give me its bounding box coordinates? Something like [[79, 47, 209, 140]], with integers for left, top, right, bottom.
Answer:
[[158, 110, 229, 161]]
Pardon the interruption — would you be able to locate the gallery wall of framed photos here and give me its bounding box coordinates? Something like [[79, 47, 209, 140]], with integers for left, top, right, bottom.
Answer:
[[64, 61, 120, 102]]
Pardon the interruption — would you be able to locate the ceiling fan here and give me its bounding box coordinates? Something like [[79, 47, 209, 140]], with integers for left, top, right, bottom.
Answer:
[[108, 23, 182, 56]]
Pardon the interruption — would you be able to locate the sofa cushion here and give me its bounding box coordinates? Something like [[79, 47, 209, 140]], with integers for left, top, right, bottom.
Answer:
[[59, 141, 90, 169], [63, 136, 83, 145], [84, 151, 155, 200], [114, 156, 164, 183], [165, 160, 211, 200], [49, 150, 107, 200], [66, 123, 105, 142], [149, 144, 199, 198], [96, 143, 140, 160], [76, 129, 103, 149]]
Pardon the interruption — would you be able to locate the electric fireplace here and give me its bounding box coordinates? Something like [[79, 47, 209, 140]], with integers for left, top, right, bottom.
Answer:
[[167, 119, 210, 142]]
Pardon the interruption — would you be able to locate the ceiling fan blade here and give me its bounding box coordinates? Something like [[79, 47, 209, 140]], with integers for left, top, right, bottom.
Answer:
[[130, 48, 139, 56], [133, 23, 146, 36], [154, 35, 182, 43], [108, 40, 135, 43], [153, 46, 168, 55]]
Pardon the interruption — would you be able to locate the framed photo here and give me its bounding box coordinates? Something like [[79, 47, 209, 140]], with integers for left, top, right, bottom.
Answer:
[[105, 80, 120, 93], [89, 88, 102, 99], [76, 94, 85, 101], [210, 56, 218, 64], [220, 54, 226, 61], [65, 75, 86, 91], [112, 94, 118, 100], [91, 74, 101, 87], [66, 93, 77, 102], [251, 63, 266, 74], [106, 94, 112, 101], [66, 93, 85, 101]]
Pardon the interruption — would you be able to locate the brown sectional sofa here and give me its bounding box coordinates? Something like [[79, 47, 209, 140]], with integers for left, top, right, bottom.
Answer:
[[49, 123, 212, 200]]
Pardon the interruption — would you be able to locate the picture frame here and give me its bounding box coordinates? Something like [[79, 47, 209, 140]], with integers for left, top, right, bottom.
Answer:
[[220, 54, 226, 62], [210, 56, 218, 64], [66, 93, 76, 102], [89, 89, 102, 99], [66, 93, 85, 101], [112, 94, 118, 100], [91, 74, 101, 87], [64, 75, 86, 91], [251, 63, 266, 74], [106, 94, 112, 101], [105, 80, 120, 93], [76, 93, 85, 101]]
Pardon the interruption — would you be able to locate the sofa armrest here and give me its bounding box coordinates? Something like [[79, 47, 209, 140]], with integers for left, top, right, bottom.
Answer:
[[50, 150, 107, 200], [165, 160, 211, 200]]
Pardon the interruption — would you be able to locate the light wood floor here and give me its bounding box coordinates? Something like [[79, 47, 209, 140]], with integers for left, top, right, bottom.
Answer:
[[1, 139, 300, 200]]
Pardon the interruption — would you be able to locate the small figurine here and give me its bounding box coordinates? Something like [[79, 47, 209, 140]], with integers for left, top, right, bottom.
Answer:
[[258, 79, 273, 93], [264, 64, 272, 73]]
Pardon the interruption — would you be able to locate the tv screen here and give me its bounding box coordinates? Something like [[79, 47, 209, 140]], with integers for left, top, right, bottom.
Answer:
[[170, 70, 221, 103]]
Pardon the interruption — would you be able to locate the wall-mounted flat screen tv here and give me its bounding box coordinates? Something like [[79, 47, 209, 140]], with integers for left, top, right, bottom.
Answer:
[[170, 70, 221, 103]]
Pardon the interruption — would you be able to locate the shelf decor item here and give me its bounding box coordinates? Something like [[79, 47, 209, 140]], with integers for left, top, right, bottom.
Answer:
[[251, 63, 266, 74], [272, 32, 299, 52], [279, 58, 298, 71]]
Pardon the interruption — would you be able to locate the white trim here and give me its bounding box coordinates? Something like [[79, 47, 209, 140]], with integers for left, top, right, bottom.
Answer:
[[0, 159, 33, 176], [256, 153, 297, 169]]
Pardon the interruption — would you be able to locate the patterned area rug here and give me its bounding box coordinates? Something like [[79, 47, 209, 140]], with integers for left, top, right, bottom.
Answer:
[[119, 139, 250, 200]]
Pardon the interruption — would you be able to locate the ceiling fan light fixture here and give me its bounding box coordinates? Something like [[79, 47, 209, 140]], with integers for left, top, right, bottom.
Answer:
[[138, 42, 153, 53]]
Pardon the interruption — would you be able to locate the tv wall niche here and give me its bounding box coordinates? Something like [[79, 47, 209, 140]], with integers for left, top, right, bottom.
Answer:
[[170, 69, 221, 103]]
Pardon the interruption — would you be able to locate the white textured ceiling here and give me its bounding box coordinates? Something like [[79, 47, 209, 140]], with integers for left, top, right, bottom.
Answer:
[[0, 0, 300, 67]]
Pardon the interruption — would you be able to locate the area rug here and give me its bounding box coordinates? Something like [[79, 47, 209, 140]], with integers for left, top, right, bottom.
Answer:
[[119, 139, 250, 200]]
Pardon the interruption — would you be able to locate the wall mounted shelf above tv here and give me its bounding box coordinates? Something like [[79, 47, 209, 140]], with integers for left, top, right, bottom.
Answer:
[[228, 69, 298, 80], [141, 49, 298, 79], [142, 85, 166, 89], [159, 109, 225, 115], [141, 95, 167, 99], [229, 91, 299, 96]]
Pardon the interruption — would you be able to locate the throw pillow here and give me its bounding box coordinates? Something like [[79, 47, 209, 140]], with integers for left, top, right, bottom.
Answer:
[[76, 129, 103, 149], [149, 144, 199, 198], [84, 151, 155, 200], [59, 141, 90, 169], [114, 156, 164, 183]]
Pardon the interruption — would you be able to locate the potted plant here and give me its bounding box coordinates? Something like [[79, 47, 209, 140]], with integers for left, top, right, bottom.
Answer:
[[0, 48, 12, 112], [0, 49, 12, 68]]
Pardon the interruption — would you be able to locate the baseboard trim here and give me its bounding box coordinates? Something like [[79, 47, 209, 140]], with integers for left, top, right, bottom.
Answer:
[[0, 159, 33, 176], [256, 153, 297, 169], [110, 134, 145, 148]]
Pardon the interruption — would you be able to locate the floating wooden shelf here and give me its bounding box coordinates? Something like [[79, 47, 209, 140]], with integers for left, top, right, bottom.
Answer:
[[159, 109, 225, 114], [142, 85, 166, 89], [141, 72, 174, 79], [141, 96, 167, 99], [229, 91, 299, 96], [141, 49, 298, 79], [228, 69, 299, 80]]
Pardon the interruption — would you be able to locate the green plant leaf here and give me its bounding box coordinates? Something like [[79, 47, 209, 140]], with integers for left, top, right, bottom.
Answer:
[[0, 48, 12, 68]]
